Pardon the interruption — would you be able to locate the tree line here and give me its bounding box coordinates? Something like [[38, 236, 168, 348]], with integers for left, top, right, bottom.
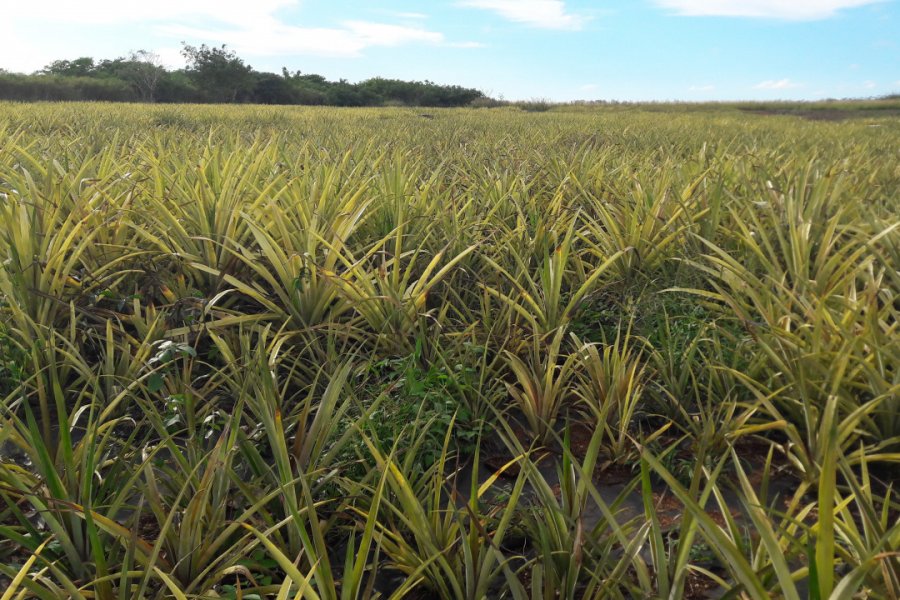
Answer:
[[0, 44, 486, 107]]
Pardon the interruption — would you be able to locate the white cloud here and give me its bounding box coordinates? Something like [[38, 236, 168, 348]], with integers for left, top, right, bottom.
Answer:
[[580, 84, 600, 91], [154, 47, 188, 70], [6, 0, 465, 60], [863, 80, 877, 89], [458, 0, 586, 30], [161, 20, 446, 58], [754, 78, 802, 90], [5, 0, 296, 26], [689, 84, 716, 91], [343, 21, 444, 48], [654, 0, 883, 20]]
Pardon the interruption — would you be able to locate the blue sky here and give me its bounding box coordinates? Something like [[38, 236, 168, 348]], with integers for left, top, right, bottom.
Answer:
[[3, 0, 898, 101]]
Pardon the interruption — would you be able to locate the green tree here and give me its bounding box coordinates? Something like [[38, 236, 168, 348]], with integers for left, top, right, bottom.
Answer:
[[40, 57, 96, 77], [253, 73, 297, 104], [121, 50, 165, 102], [94, 51, 165, 102], [180, 43, 254, 103]]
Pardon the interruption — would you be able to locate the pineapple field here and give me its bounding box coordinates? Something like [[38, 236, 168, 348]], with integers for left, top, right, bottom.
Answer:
[[0, 102, 898, 599]]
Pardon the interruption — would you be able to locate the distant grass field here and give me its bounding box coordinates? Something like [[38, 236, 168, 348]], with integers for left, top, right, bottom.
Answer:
[[558, 96, 900, 117], [1, 102, 898, 599]]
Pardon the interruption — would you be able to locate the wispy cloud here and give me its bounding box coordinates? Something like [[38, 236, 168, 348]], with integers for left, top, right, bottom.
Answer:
[[689, 84, 716, 91], [754, 78, 802, 90], [5, 0, 296, 26], [343, 21, 445, 48], [7, 0, 472, 59], [654, 0, 883, 20], [162, 20, 448, 58], [458, 0, 587, 30]]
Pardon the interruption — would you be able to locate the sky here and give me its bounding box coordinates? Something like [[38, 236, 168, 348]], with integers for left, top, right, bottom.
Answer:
[[2, 0, 898, 101]]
